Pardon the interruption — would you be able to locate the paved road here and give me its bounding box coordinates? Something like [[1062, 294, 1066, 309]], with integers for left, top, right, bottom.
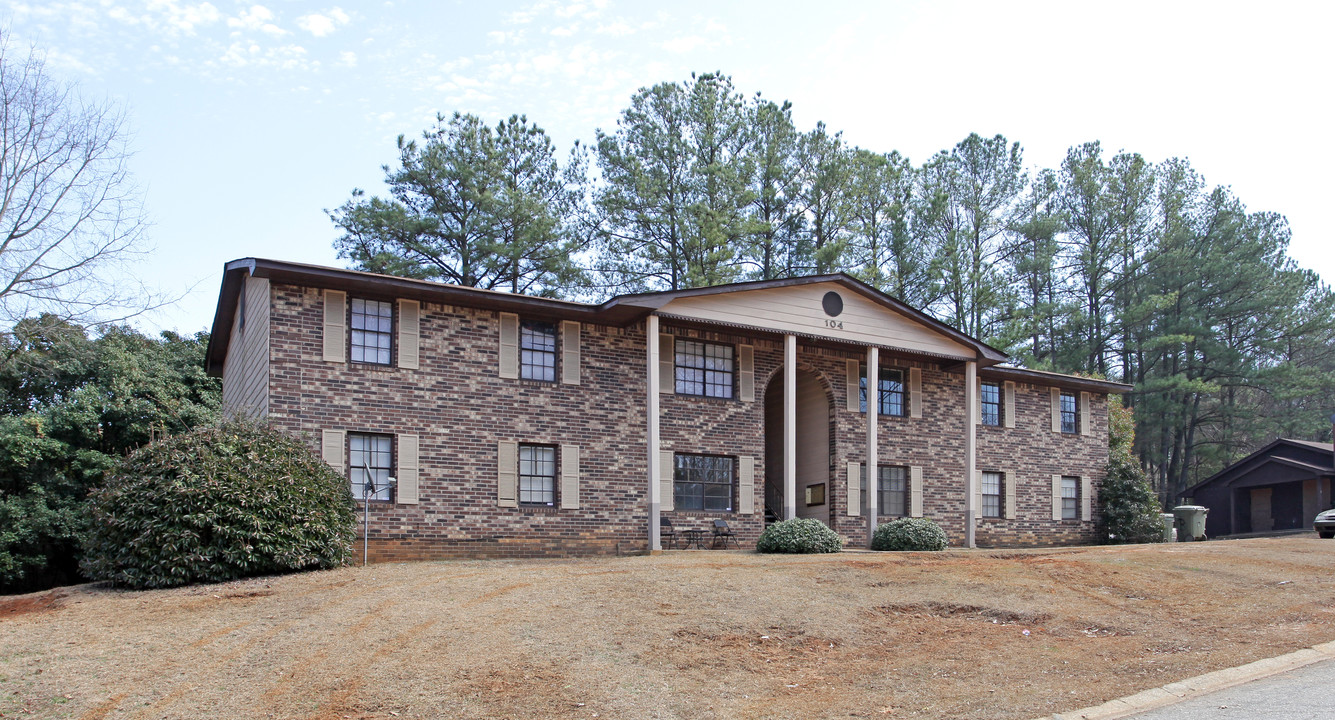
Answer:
[[1124, 658, 1335, 719]]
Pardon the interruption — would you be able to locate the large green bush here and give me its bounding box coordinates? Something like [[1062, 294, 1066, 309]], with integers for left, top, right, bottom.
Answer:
[[871, 517, 948, 551], [0, 318, 221, 593], [756, 518, 843, 554], [1099, 396, 1165, 544], [82, 421, 355, 589]]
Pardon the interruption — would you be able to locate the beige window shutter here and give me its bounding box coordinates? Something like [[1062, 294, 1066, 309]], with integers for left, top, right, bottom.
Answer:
[[660, 451, 675, 511], [497, 441, 518, 508], [973, 470, 983, 518], [397, 434, 419, 504], [1080, 392, 1092, 436], [561, 321, 581, 385], [321, 429, 345, 472], [560, 444, 579, 509], [1050, 387, 1061, 433], [845, 359, 860, 412], [909, 367, 922, 419], [1003, 381, 1016, 428], [1004, 469, 1018, 519], [974, 378, 982, 425], [498, 313, 519, 379], [658, 333, 675, 394], [1081, 476, 1093, 521], [846, 461, 861, 516], [739, 345, 755, 402], [910, 466, 923, 517], [322, 290, 346, 363], [738, 456, 755, 514], [1051, 475, 1063, 521], [398, 300, 420, 370]]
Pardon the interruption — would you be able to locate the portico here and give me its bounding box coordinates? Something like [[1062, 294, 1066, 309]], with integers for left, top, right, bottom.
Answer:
[[639, 276, 1006, 551]]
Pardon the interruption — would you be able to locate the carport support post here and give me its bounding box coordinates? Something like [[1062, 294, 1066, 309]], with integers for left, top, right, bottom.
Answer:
[[866, 346, 879, 548], [784, 334, 797, 521], [965, 360, 978, 549], [647, 314, 661, 552]]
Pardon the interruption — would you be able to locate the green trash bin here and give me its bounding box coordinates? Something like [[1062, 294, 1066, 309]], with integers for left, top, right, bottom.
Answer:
[[1173, 505, 1208, 541], [1160, 513, 1175, 543]]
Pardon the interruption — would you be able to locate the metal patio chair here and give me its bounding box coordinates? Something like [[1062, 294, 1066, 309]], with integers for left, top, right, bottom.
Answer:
[[711, 518, 739, 549], [659, 516, 678, 549]]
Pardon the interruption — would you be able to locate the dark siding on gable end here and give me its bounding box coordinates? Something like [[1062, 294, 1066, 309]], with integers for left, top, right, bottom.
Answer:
[[221, 275, 271, 419]]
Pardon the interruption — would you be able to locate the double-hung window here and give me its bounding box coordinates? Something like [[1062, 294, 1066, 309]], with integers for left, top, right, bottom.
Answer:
[[1061, 475, 1079, 520], [879, 466, 907, 516], [981, 382, 1002, 427], [859, 464, 908, 516], [1060, 391, 1078, 434], [675, 340, 734, 398], [674, 454, 734, 512], [520, 320, 557, 382], [351, 298, 393, 365], [518, 444, 557, 506], [349, 432, 394, 501], [982, 471, 1002, 518], [860, 367, 905, 416]]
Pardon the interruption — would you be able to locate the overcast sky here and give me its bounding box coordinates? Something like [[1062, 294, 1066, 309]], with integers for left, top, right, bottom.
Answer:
[[5, 0, 1332, 334]]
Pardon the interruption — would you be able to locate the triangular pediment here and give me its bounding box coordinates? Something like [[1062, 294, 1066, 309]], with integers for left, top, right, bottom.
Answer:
[[657, 281, 975, 358]]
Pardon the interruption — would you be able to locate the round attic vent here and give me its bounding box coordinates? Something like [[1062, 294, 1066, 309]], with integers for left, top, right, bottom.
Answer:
[[822, 291, 844, 317]]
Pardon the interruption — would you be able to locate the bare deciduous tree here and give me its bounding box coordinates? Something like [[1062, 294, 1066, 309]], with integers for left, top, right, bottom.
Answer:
[[0, 36, 153, 324]]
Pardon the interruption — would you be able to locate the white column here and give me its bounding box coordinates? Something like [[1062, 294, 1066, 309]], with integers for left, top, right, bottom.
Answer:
[[647, 314, 661, 551], [784, 334, 797, 521], [964, 360, 978, 549], [866, 346, 879, 548]]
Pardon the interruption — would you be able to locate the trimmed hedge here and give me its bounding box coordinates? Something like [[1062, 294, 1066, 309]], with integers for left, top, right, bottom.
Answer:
[[756, 518, 843, 554], [82, 421, 356, 589], [871, 517, 948, 551]]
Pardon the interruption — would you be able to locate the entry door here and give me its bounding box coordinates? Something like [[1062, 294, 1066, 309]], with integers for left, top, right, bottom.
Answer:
[[1250, 488, 1273, 533], [794, 371, 831, 527]]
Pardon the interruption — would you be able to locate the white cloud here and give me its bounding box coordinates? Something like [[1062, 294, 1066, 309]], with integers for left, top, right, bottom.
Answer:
[[660, 35, 704, 54], [594, 21, 633, 36], [227, 5, 287, 37], [337, 51, 357, 67], [100, 0, 222, 37], [152, 0, 223, 36], [215, 41, 310, 70], [298, 8, 351, 37]]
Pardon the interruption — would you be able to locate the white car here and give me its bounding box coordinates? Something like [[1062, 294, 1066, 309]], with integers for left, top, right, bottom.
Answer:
[[1314, 509, 1335, 539]]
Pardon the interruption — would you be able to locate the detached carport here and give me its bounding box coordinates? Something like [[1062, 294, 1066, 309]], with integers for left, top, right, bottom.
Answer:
[[1181, 439, 1334, 537]]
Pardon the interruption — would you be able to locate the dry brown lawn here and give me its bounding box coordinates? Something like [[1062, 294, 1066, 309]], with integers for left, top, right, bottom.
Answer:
[[2, 537, 1335, 720]]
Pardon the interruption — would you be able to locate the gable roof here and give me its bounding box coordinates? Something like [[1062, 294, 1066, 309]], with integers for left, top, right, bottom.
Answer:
[[1182, 437, 1335, 496], [203, 258, 1122, 394]]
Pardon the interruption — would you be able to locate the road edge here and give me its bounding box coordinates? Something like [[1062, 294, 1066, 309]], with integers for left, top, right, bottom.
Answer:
[[1034, 641, 1335, 720]]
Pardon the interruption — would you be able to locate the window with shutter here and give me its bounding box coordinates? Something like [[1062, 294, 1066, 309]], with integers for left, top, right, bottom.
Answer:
[[349, 433, 394, 502]]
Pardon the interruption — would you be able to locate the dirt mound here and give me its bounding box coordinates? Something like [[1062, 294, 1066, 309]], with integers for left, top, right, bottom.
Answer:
[[0, 589, 66, 620]]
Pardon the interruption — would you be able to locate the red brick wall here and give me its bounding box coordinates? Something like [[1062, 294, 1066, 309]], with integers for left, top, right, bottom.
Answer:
[[257, 283, 1108, 560]]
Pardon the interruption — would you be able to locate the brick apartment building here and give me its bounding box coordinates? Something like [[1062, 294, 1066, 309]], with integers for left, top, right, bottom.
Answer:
[[205, 258, 1129, 561]]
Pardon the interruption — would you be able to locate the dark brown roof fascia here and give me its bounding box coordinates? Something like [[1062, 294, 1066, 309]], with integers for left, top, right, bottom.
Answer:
[[205, 258, 634, 376], [204, 259, 252, 375], [979, 365, 1133, 394], [207, 260, 1012, 376]]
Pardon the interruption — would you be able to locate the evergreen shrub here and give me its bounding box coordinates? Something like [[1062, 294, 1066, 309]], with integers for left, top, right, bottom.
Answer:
[[756, 518, 843, 554], [1099, 396, 1165, 544], [871, 517, 948, 551], [82, 421, 355, 589]]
